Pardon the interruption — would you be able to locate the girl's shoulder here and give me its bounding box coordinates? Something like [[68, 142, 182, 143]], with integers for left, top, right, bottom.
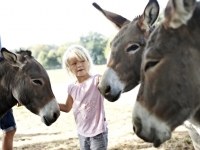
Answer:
[[68, 82, 77, 91], [69, 74, 101, 89]]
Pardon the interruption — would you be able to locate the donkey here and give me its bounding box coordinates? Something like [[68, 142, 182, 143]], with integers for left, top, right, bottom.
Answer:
[[94, 1, 200, 149], [133, 0, 200, 148], [0, 48, 60, 126], [93, 0, 160, 102]]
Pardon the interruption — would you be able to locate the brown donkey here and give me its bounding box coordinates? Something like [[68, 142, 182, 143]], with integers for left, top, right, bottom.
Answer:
[[94, 0, 200, 149], [0, 48, 60, 126], [133, 0, 200, 148], [93, 0, 159, 102]]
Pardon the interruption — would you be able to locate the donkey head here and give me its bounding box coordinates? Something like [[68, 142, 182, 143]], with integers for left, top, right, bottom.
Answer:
[[133, 0, 198, 147], [1, 48, 60, 126], [93, 0, 159, 102]]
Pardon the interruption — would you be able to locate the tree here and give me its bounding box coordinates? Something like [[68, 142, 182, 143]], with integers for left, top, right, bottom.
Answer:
[[104, 35, 115, 61], [56, 42, 78, 65], [155, 10, 164, 26], [79, 32, 108, 65], [30, 44, 58, 59], [37, 51, 48, 67], [46, 50, 60, 69]]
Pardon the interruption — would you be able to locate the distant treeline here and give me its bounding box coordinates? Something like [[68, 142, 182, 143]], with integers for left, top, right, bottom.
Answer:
[[27, 32, 111, 69]]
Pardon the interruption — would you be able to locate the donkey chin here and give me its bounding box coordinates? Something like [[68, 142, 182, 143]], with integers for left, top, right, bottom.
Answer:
[[132, 102, 171, 147], [39, 99, 60, 126], [98, 68, 125, 102]]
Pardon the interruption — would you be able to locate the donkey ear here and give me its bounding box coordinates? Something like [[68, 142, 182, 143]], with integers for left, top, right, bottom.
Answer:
[[138, 0, 160, 32], [1, 47, 17, 62], [92, 2, 130, 30], [164, 0, 196, 29], [1, 47, 26, 69]]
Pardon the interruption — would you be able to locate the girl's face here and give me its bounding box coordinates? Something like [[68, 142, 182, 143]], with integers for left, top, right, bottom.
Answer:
[[68, 56, 90, 77]]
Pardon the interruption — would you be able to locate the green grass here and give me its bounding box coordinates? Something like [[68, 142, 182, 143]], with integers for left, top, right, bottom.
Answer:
[[47, 65, 106, 85], [47, 69, 69, 85]]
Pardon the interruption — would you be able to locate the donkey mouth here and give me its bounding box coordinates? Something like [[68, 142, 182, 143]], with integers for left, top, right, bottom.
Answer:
[[134, 125, 162, 148], [105, 91, 121, 102], [43, 116, 51, 126], [153, 138, 162, 148], [142, 132, 162, 148]]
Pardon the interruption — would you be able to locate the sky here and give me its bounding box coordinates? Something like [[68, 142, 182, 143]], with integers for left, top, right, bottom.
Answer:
[[0, 0, 168, 50]]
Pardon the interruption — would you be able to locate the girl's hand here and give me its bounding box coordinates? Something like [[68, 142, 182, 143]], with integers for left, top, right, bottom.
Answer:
[[17, 102, 23, 107], [97, 75, 102, 84]]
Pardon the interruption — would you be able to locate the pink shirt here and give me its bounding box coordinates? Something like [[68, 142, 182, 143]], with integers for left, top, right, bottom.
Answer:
[[68, 74, 107, 137]]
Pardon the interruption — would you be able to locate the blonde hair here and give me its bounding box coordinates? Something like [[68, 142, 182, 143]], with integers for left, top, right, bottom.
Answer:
[[62, 45, 94, 78]]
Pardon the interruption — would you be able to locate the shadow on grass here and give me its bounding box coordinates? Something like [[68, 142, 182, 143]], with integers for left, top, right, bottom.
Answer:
[[14, 139, 79, 150], [109, 131, 194, 150], [14, 132, 62, 138], [11, 132, 79, 150]]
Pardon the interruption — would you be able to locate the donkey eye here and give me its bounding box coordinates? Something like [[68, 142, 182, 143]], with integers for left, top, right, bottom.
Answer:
[[32, 79, 43, 86], [144, 61, 159, 72], [126, 44, 139, 53]]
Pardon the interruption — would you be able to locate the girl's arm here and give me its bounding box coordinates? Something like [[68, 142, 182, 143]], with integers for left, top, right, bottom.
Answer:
[[59, 94, 73, 113]]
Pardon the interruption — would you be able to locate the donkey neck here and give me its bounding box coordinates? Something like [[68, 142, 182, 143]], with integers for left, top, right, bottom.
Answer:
[[0, 96, 17, 118], [0, 61, 18, 118]]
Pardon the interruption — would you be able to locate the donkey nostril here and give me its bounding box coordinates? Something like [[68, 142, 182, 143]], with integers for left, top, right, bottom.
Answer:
[[144, 61, 159, 72], [53, 112, 57, 120], [133, 117, 142, 134], [133, 126, 136, 132], [105, 85, 111, 94]]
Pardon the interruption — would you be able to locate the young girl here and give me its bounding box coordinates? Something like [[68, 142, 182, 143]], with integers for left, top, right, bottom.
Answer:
[[59, 45, 108, 150]]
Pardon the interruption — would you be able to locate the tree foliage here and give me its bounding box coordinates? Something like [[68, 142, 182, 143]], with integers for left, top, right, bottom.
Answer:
[[29, 32, 109, 69], [46, 50, 60, 69], [155, 10, 164, 26], [79, 32, 108, 65], [37, 51, 48, 67], [104, 35, 115, 60]]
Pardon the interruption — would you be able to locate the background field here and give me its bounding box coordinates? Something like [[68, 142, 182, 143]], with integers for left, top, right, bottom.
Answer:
[[0, 65, 194, 150]]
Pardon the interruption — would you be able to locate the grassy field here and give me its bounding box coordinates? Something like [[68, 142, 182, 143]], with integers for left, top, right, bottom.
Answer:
[[0, 65, 194, 150], [46, 65, 107, 103], [47, 65, 107, 85]]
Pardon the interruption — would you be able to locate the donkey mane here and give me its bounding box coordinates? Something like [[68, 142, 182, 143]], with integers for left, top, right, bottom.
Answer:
[[0, 49, 33, 63], [16, 49, 32, 58], [133, 15, 141, 21]]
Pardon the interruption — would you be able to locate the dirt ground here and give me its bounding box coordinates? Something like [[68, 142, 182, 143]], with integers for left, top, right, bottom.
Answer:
[[0, 84, 194, 150]]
